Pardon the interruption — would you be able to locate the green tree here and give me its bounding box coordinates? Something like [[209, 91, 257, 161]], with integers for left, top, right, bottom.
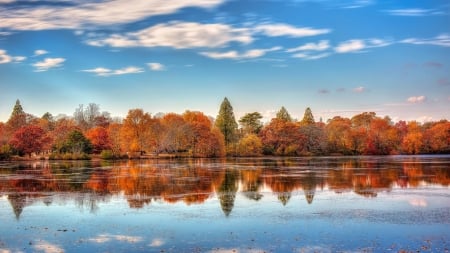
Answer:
[[300, 107, 315, 125], [239, 112, 263, 134], [276, 106, 292, 122], [62, 130, 93, 154], [7, 99, 26, 130], [215, 97, 238, 145]]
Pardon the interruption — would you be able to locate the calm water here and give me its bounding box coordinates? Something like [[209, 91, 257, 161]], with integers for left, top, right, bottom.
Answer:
[[0, 156, 449, 253]]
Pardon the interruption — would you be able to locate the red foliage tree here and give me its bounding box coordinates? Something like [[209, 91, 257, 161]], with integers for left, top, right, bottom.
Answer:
[[9, 125, 50, 156], [86, 126, 112, 153]]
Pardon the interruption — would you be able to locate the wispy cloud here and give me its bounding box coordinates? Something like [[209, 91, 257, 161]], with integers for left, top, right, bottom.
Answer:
[[0, 0, 225, 30], [353, 86, 366, 93], [286, 40, 330, 53], [33, 57, 65, 71], [83, 66, 143, 76], [292, 52, 330, 60], [201, 47, 281, 60], [86, 22, 252, 49], [0, 49, 25, 64], [407, 95, 426, 103], [342, 0, 374, 9], [34, 49, 48, 56], [335, 38, 391, 53], [386, 8, 443, 16], [148, 62, 165, 71], [401, 34, 450, 47], [335, 40, 365, 53], [254, 23, 330, 37]]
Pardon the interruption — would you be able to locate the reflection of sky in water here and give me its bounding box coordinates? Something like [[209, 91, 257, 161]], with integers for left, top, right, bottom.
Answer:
[[0, 156, 449, 252]]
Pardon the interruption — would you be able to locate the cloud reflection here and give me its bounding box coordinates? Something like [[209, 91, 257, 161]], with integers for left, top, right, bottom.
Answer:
[[88, 234, 143, 244], [33, 241, 64, 253], [409, 199, 428, 207], [149, 238, 165, 247]]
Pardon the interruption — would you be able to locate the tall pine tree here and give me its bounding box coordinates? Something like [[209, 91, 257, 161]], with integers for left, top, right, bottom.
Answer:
[[301, 107, 315, 125], [215, 97, 238, 145], [7, 99, 26, 130], [276, 106, 292, 122]]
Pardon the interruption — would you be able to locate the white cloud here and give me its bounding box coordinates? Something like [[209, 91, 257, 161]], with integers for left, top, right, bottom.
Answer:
[[34, 49, 48, 56], [407, 96, 426, 103], [386, 8, 442, 16], [0, 0, 225, 30], [33, 241, 64, 253], [401, 34, 450, 47], [86, 22, 252, 49], [335, 38, 391, 53], [200, 46, 281, 60], [286, 40, 330, 53], [33, 57, 65, 71], [83, 66, 143, 76], [353, 86, 366, 93], [0, 49, 12, 63], [13, 56, 26, 62], [292, 52, 330, 60], [254, 23, 330, 37], [0, 0, 14, 3], [0, 31, 12, 36], [335, 39, 365, 53], [342, 0, 374, 9], [1, 49, 26, 64], [148, 62, 165, 71]]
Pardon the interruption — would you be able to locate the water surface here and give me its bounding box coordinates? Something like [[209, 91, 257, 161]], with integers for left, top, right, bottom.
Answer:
[[0, 156, 449, 252]]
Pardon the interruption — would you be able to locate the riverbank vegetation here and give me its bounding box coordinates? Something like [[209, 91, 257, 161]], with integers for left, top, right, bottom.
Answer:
[[0, 98, 449, 160]]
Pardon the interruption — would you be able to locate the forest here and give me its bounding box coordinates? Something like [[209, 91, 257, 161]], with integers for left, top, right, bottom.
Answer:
[[0, 98, 449, 160]]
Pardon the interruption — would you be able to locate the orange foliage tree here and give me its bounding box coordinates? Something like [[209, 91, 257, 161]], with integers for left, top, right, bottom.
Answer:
[[86, 127, 112, 154], [9, 125, 50, 156]]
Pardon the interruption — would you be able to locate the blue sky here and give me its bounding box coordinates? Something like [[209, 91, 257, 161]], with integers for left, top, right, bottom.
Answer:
[[0, 0, 449, 123]]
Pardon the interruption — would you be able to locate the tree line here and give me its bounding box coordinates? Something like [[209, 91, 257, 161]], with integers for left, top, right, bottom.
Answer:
[[0, 98, 449, 159]]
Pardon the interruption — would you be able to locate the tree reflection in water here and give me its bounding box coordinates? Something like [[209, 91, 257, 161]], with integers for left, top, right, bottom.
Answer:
[[0, 156, 449, 219]]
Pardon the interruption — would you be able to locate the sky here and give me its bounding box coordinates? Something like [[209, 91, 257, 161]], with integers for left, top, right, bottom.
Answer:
[[0, 0, 449, 123]]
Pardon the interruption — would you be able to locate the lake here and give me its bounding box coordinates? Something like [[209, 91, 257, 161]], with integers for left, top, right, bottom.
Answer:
[[0, 155, 449, 253]]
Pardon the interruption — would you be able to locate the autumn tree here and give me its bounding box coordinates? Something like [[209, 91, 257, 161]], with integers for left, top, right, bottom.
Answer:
[[49, 117, 78, 152], [276, 106, 293, 122], [183, 111, 225, 157], [326, 116, 352, 154], [120, 109, 154, 154], [107, 123, 123, 156], [422, 121, 450, 153], [160, 113, 190, 154], [9, 125, 49, 156], [260, 118, 304, 156], [365, 117, 398, 155], [215, 97, 238, 146], [401, 121, 423, 154], [237, 134, 263, 156], [239, 112, 263, 135], [86, 127, 112, 154]]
